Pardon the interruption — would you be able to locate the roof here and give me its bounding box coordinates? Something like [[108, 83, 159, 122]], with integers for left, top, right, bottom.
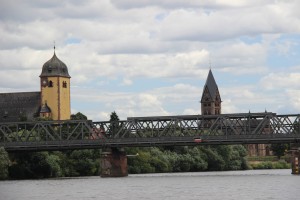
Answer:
[[0, 92, 41, 122], [40, 53, 71, 78], [201, 69, 220, 101]]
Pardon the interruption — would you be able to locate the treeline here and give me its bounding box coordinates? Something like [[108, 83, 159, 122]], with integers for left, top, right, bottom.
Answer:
[[1, 148, 101, 179], [127, 145, 249, 173], [0, 144, 250, 180]]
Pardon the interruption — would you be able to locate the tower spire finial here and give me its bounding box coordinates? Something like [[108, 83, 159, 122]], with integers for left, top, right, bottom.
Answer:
[[54, 41, 56, 54], [208, 55, 212, 70]]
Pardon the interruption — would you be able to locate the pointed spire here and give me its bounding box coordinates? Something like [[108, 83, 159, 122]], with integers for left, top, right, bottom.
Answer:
[[53, 41, 56, 54], [201, 69, 220, 103], [205, 69, 218, 99]]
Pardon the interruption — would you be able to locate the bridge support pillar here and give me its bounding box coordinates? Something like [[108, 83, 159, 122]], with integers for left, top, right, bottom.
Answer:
[[291, 144, 300, 175], [100, 148, 128, 177]]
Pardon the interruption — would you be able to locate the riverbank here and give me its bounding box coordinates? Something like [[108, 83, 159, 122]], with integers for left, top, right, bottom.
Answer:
[[247, 156, 291, 169]]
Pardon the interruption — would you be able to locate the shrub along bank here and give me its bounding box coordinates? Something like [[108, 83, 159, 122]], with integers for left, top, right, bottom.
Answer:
[[249, 160, 290, 169], [0, 145, 250, 179], [126, 145, 249, 174]]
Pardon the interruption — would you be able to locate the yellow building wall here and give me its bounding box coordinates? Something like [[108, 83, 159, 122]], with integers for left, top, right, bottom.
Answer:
[[41, 77, 70, 120], [59, 77, 71, 120]]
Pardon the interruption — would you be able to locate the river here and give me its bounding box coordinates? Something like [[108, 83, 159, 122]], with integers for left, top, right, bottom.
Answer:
[[0, 169, 298, 200]]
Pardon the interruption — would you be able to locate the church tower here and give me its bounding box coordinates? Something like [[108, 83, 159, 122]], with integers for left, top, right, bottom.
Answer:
[[201, 69, 221, 115], [40, 50, 71, 120]]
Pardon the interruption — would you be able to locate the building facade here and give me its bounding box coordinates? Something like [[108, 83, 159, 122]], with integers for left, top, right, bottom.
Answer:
[[0, 50, 71, 122]]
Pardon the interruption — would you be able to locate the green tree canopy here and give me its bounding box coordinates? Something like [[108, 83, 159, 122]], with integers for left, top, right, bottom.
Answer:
[[271, 143, 289, 159], [71, 112, 88, 120], [0, 147, 10, 180], [109, 111, 120, 136]]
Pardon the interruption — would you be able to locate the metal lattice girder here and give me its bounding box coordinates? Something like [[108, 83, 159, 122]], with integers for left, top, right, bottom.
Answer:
[[1, 112, 300, 151]]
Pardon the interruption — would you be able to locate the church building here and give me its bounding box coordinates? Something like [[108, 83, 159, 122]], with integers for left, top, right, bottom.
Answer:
[[200, 69, 270, 157], [0, 49, 71, 122], [200, 69, 221, 115]]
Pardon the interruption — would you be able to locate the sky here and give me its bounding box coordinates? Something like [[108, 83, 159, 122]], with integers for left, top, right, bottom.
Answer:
[[0, 0, 300, 121]]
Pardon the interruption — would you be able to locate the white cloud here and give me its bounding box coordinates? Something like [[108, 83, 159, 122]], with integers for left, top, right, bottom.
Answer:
[[286, 89, 300, 113], [62, 49, 211, 85], [260, 73, 300, 90], [1, 0, 300, 121], [158, 3, 300, 42]]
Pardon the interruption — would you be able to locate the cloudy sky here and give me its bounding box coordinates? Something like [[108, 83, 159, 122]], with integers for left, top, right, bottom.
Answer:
[[1, 0, 300, 121]]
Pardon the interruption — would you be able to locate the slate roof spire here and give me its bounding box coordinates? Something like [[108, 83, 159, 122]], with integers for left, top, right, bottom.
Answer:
[[40, 51, 71, 78], [200, 69, 222, 115], [201, 69, 219, 101]]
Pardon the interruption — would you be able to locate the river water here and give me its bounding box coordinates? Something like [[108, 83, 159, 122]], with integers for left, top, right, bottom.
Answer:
[[0, 169, 298, 200]]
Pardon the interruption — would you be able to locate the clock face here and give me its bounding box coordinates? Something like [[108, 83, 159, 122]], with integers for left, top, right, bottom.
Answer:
[[41, 79, 48, 87]]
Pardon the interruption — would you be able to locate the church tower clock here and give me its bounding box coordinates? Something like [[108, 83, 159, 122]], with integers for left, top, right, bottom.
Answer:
[[40, 49, 71, 120]]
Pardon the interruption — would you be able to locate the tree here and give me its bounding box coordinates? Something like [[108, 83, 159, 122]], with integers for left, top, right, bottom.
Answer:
[[71, 112, 88, 120], [0, 147, 10, 180], [109, 111, 121, 136], [9, 151, 62, 179], [271, 143, 289, 159], [67, 150, 100, 176]]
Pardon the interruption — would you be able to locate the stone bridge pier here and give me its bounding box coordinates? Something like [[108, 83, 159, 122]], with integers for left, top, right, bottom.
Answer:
[[291, 144, 300, 175], [100, 148, 128, 177]]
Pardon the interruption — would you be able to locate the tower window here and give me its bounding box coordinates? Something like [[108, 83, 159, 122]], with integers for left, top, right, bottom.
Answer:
[[48, 66, 52, 72], [48, 81, 53, 87], [63, 81, 67, 88]]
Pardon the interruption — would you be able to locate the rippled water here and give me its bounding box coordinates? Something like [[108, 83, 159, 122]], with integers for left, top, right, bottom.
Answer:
[[0, 169, 298, 200]]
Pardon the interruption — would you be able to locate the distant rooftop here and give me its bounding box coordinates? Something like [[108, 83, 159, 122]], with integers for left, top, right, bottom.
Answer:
[[0, 92, 40, 122]]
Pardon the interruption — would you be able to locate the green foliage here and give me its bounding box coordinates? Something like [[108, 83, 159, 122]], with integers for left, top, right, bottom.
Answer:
[[271, 143, 289, 159], [46, 154, 63, 177], [8, 149, 101, 179], [0, 147, 10, 180], [202, 147, 226, 171], [9, 152, 62, 179], [127, 145, 249, 174], [250, 160, 290, 169], [109, 111, 121, 136], [68, 150, 100, 176], [110, 111, 120, 122], [71, 112, 88, 120]]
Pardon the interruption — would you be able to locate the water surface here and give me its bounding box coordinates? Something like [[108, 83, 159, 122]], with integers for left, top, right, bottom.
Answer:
[[0, 169, 298, 200]]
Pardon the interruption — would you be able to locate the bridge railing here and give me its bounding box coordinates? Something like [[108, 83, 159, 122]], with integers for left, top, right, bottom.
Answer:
[[0, 120, 98, 142], [93, 112, 300, 138]]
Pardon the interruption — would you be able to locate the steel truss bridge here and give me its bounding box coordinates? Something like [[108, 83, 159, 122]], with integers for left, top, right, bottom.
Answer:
[[0, 112, 300, 151]]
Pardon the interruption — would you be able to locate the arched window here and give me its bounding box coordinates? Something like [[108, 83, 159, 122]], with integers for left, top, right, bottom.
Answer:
[[48, 81, 53, 87]]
